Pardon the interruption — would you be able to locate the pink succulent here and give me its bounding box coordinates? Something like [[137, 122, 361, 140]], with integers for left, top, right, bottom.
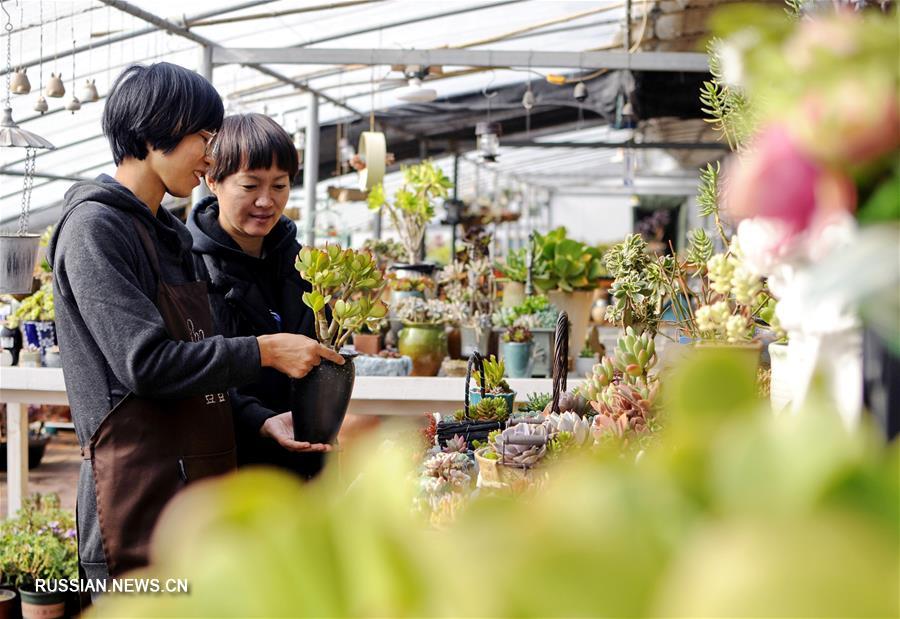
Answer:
[[723, 125, 856, 237]]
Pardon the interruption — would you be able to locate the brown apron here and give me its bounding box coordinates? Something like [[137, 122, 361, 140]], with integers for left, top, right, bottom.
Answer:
[[81, 217, 236, 577]]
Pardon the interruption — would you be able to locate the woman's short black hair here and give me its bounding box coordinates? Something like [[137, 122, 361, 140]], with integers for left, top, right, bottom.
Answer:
[[102, 62, 224, 165], [207, 113, 299, 183]]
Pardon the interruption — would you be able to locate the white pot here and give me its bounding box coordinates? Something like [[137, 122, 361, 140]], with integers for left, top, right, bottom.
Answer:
[[574, 355, 597, 378], [768, 342, 791, 413], [547, 289, 594, 369]]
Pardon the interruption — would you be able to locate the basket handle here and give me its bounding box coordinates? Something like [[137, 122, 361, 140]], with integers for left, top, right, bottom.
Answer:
[[550, 311, 569, 414], [464, 350, 486, 419]]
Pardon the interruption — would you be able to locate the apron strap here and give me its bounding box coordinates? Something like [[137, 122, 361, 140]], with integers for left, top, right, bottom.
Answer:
[[130, 216, 163, 280]]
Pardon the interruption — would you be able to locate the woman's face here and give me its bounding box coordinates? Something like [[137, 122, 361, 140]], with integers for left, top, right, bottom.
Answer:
[[208, 163, 291, 242], [148, 130, 216, 198]]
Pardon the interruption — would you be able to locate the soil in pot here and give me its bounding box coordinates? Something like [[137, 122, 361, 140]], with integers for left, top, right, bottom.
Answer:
[[290, 352, 357, 444]]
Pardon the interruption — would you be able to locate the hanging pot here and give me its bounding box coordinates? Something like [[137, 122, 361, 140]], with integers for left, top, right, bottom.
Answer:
[[289, 351, 357, 444], [79, 78, 99, 103], [398, 323, 447, 376], [65, 95, 81, 113], [45, 73, 65, 98], [10, 68, 31, 94], [33, 94, 48, 114], [0, 234, 41, 294]]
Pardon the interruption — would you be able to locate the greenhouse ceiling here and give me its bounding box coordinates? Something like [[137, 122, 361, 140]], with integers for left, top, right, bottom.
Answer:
[[0, 0, 756, 230]]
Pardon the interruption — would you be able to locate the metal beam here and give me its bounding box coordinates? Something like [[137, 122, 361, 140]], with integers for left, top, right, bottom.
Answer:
[[303, 93, 320, 247], [0, 0, 278, 78], [433, 139, 729, 151], [99, 0, 373, 125], [0, 170, 87, 183], [213, 48, 710, 72]]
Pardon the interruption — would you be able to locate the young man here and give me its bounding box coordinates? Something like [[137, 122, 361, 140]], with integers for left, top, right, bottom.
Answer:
[[47, 62, 342, 581]]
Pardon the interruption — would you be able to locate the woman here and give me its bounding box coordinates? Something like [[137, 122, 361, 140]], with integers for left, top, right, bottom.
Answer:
[[189, 113, 328, 478], [48, 64, 340, 582]]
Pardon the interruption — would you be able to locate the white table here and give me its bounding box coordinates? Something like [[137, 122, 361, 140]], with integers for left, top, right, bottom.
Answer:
[[1, 366, 582, 517]]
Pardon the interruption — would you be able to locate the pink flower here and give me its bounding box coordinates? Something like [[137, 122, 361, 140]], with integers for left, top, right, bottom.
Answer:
[[723, 125, 856, 236]]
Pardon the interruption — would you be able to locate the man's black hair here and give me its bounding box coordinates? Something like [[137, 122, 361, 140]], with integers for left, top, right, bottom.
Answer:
[[102, 62, 224, 165], [207, 113, 299, 183]]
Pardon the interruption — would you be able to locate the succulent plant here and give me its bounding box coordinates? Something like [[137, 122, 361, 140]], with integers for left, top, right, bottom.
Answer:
[[367, 160, 453, 265], [531, 227, 607, 292], [615, 326, 657, 379], [490, 423, 547, 467], [520, 392, 552, 415], [442, 434, 468, 454], [686, 228, 714, 266], [296, 244, 389, 350], [541, 391, 589, 417], [590, 383, 656, 441], [455, 397, 509, 422], [7, 281, 55, 327], [472, 355, 511, 393], [603, 234, 663, 334], [503, 325, 532, 343], [394, 296, 453, 325], [543, 412, 591, 446], [495, 247, 528, 283], [390, 275, 434, 293]]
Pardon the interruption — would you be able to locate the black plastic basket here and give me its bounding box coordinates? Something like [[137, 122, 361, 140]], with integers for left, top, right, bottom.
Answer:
[[436, 351, 505, 449]]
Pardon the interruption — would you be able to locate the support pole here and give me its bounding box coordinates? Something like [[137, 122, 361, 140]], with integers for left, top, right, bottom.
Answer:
[[303, 93, 319, 247], [192, 45, 214, 210], [6, 403, 28, 517]]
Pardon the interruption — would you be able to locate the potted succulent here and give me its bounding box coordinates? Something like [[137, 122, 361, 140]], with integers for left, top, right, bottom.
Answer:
[[495, 247, 528, 308], [352, 314, 388, 356], [530, 228, 606, 367], [575, 340, 598, 378], [470, 354, 516, 414], [492, 295, 559, 377], [394, 297, 451, 376], [388, 274, 434, 305], [474, 422, 548, 486], [6, 281, 56, 364], [0, 494, 77, 619], [367, 160, 452, 276], [501, 326, 534, 379], [292, 245, 389, 443]]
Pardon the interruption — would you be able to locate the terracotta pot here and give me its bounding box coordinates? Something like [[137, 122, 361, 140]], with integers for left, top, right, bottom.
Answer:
[[352, 333, 381, 356], [398, 323, 447, 376], [289, 351, 356, 444], [19, 585, 65, 619]]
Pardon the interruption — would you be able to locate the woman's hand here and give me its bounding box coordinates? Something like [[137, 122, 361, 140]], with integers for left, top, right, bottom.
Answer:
[[260, 412, 332, 453], [256, 333, 345, 378]]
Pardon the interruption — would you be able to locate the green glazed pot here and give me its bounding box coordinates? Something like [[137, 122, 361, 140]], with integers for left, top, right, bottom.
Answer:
[[502, 341, 534, 378], [398, 323, 447, 376]]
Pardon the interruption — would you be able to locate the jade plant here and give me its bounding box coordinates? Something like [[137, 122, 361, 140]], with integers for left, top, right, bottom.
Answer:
[[295, 244, 389, 351], [502, 325, 532, 344], [367, 160, 453, 265], [531, 227, 606, 293], [472, 355, 511, 394]]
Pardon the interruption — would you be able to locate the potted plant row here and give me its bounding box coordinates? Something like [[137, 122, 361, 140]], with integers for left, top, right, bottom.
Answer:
[[393, 296, 452, 377]]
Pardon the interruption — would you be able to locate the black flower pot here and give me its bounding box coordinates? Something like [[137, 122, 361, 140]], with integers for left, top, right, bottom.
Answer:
[[290, 352, 357, 444]]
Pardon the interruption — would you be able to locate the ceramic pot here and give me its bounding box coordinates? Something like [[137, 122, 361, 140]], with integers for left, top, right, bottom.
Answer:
[[574, 354, 597, 377], [0, 586, 18, 619], [398, 323, 447, 376], [547, 289, 594, 368], [21, 321, 56, 358], [19, 585, 65, 619], [502, 341, 534, 378], [10, 68, 31, 94], [468, 390, 516, 416], [460, 323, 490, 359], [289, 351, 356, 444], [45, 73, 65, 98]]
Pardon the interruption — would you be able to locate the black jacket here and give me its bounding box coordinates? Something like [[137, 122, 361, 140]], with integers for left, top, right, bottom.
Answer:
[[48, 175, 262, 580], [188, 196, 323, 477]]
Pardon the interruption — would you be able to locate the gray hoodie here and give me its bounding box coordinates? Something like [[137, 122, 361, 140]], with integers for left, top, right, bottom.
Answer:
[[47, 174, 261, 579]]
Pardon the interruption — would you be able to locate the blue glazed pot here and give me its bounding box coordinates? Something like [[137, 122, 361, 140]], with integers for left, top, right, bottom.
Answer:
[[468, 390, 516, 417], [502, 341, 534, 378]]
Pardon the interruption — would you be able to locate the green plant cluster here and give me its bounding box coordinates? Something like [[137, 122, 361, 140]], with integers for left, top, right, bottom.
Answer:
[[519, 392, 552, 415], [502, 325, 532, 344], [296, 245, 388, 351], [492, 295, 558, 329], [472, 355, 511, 394], [390, 276, 433, 293], [604, 234, 663, 335], [531, 227, 607, 293], [367, 161, 453, 265], [0, 494, 78, 587], [495, 247, 528, 283], [580, 327, 657, 405], [454, 396, 509, 422], [5, 282, 55, 328]]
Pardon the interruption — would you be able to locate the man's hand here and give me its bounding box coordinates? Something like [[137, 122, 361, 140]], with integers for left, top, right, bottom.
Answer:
[[260, 412, 332, 453], [256, 333, 345, 379]]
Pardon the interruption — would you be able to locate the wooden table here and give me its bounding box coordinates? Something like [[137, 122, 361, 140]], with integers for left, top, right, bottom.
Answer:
[[1, 366, 582, 517]]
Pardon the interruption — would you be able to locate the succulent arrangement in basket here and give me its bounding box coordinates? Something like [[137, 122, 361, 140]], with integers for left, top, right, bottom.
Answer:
[[295, 245, 389, 350], [452, 397, 509, 422], [367, 160, 453, 265], [472, 355, 511, 395]]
